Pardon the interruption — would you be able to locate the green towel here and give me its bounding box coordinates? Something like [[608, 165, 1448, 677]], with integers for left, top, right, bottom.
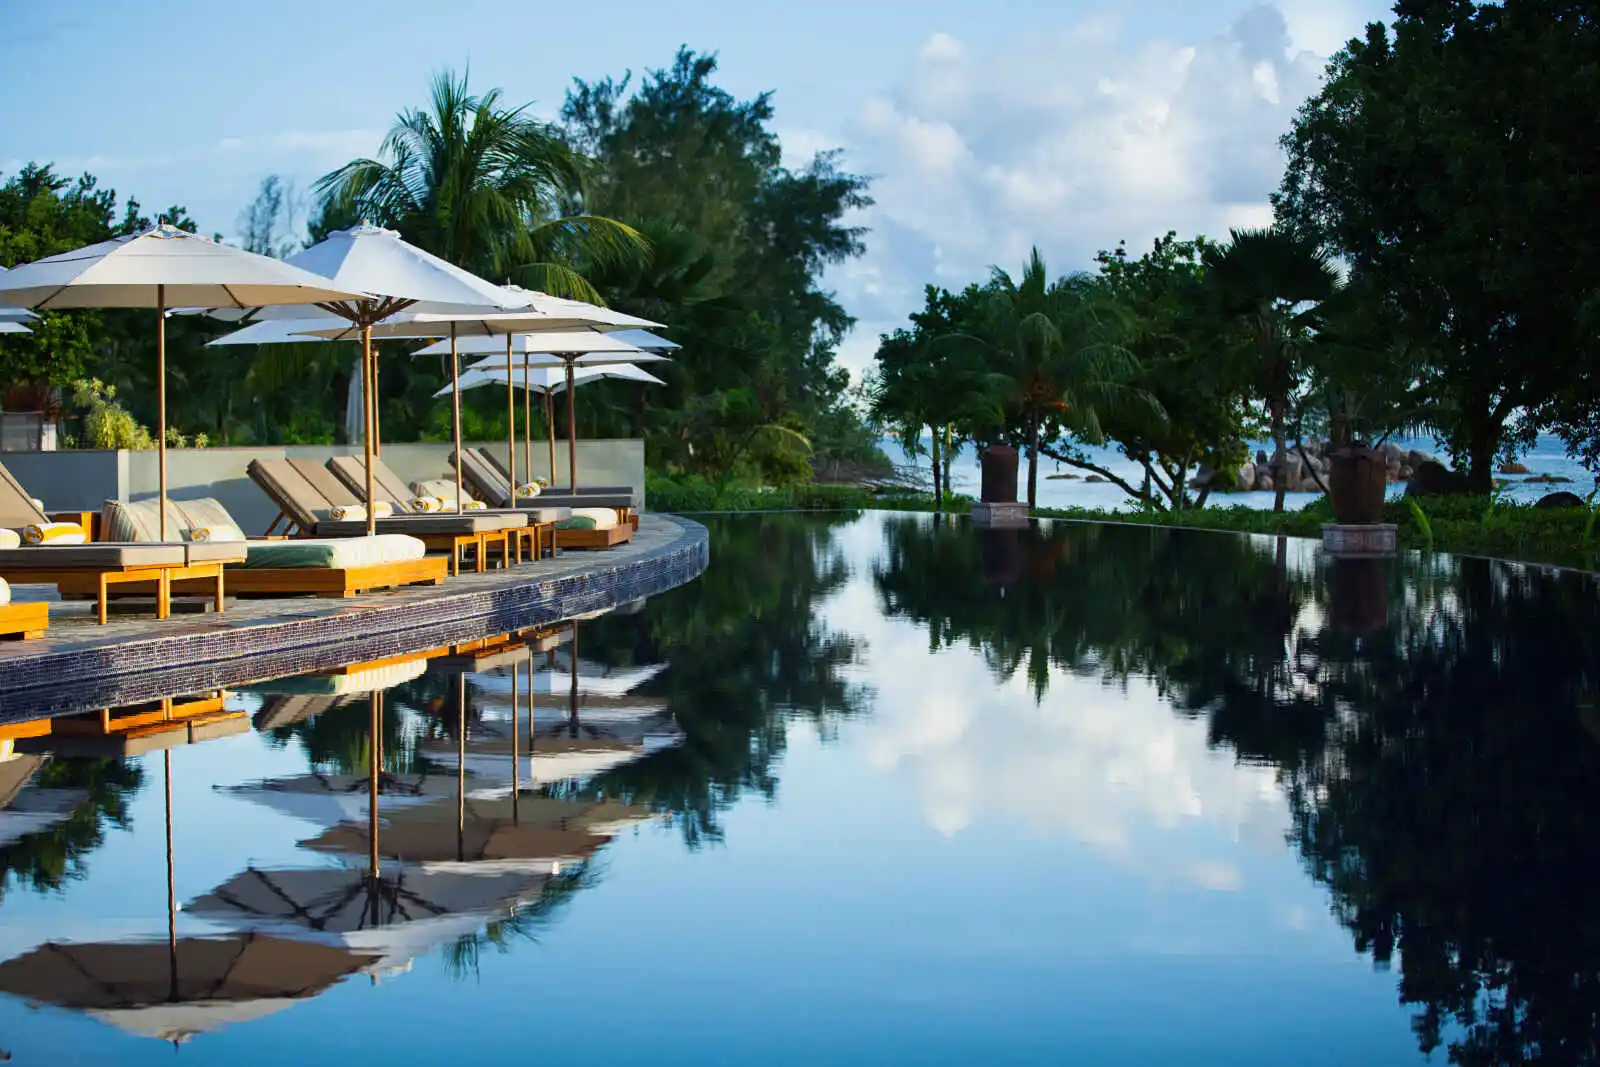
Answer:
[[240, 541, 341, 569], [556, 516, 599, 530]]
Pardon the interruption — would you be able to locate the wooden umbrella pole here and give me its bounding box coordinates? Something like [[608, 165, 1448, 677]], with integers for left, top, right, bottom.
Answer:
[[505, 334, 517, 500], [368, 690, 380, 882], [456, 673, 466, 864], [157, 285, 168, 541], [510, 659, 520, 823], [361, 324, 377, 536], [370, 342, 381, 457], [544, 391, 557, 488], [565, 357, 578, 490], [569, 621, 580, 733], [522, 361, 533, 485], [451, 323, 464, 515], [164, 749, 177, 998]]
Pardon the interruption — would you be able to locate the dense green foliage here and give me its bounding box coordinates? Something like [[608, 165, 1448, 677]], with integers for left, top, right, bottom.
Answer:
[[1, 52, 881, 478], [873, 0, 1600, 508]]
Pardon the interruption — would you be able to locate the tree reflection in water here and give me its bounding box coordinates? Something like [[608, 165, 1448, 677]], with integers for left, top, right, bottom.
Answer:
[[575, 513, 868, 847], [0, 758, 144, 904], [870, 513, 1600, 1065]]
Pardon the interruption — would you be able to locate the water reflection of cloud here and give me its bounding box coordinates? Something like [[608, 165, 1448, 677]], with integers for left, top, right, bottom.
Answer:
[[827, 533, 1288, 886]]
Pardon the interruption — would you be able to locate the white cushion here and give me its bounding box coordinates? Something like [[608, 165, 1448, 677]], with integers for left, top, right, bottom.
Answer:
[[0, 529, 19, 550], [570, 507, 619, 531]]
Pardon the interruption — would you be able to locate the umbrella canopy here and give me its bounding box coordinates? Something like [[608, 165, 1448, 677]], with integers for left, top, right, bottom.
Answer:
[[0, 934, 376, 1042], [301, 813, 607, 866], [436, 362, 664, 397], [0, 225, 369, 540], [421, 727, 682, 787], [186, 863, 551, 976], [0, 320, 30, 334], [222, 768, 467, 827], [471, 658, 666, 698], [0, 225, 368, 310]]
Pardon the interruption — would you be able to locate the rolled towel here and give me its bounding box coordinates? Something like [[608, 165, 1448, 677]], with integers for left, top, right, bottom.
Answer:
[[23, 521, 88, 545], [411, 496, 444, 513], [515, 481, 542, 499], [29, 498, 44, 511], [186, 524, 246, 543], [371, 501, 394, 518], [464, 500, 487, 511], [0, 529, 20, 550], [325, 504, 368, 522]]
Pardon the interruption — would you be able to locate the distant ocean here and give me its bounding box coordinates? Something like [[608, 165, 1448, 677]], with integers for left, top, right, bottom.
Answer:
[[878, 434, 1596, 510]]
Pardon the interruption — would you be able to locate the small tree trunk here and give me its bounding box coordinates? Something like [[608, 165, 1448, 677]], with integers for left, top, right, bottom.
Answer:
[[942, 425, 954, 503], [1026, 416, 1040, 510], [1271, 395, 1288, 513], [929, 427, 943, 509]]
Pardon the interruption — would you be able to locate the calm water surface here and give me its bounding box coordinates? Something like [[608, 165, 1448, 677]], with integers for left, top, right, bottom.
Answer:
[[2, 512, 1598, 1064]]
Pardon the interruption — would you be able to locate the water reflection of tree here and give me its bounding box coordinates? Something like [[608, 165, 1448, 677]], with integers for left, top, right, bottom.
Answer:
[[871, 513, 1600, 1065], [442, 866, 593, 981], [1288, 559, 1600, 1065], [578, 513, 867, 847], [262, 695, 426, 775], [0, 758, 144, 903]]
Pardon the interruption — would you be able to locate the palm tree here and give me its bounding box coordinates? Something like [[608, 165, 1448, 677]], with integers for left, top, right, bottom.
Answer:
[[1203, 226, 1340, 512], [977, 250, 1147, 509], [315, 70, 648, 301]]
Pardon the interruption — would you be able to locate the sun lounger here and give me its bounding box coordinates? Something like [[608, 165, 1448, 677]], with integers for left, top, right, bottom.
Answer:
[[99, 494, 446, 600], [0, 461, 233, 623], [331, 457, 565, 563], [448, 450, 634, 549], [476, 447, 634, 498], [0, 579, 47, 640], [249, 459, 524, 576]]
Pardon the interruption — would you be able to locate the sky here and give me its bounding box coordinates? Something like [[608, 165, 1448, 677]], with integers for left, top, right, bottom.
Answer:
[[0, 0, 1394, 376]]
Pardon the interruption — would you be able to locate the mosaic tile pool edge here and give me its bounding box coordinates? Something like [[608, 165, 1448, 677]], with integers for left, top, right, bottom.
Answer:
[[0, 515, 709, 722]]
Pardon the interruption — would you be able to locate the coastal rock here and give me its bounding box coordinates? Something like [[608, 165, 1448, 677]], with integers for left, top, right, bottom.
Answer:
[[1398, 464, 1414, 480], [1405, 460, 1471, 497], [1084, 474, 1105, 483], [1299, 476, 1324, 493], [1255, 471, 1273, 491], [1498, 461, 1531, 475], [1046, 473, 1079, 480], [1270, 451, 1302, 486], [1526, 473, 1573, 484], [1237, 461, 1256, 490], [1407, 449, 1431, 470], [1535, 491, 1587, 509], [1256, 449, 1269, 468]]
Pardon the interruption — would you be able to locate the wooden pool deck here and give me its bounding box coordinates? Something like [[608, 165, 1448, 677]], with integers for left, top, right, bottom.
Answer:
[[0, 514, 707, 722]]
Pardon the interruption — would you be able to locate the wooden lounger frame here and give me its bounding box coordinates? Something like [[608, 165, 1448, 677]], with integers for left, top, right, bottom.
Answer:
[[555, 523, 634, 550], [171, 555, 449, 599], [5, 561, 226, 625], [0, 601, 48, 640]]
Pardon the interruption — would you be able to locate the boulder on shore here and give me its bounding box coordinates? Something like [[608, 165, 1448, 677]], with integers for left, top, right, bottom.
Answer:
[[1405, 460, 1472, 498], [1498, 461, 1531, 475], [1535, 491, 1587, 509], [1526, 473, 1573, 484]]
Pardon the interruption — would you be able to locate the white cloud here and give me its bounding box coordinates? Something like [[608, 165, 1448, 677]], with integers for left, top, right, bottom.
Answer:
[[828, 518, 1290, 885], [829, 3, 1347, 376]]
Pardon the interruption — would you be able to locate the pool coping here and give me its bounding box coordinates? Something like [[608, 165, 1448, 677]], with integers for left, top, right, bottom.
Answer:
[[0, 514, 708, 722]]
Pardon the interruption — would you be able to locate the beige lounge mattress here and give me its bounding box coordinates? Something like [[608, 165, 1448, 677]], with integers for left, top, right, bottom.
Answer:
[[241, 535, 426, 570]]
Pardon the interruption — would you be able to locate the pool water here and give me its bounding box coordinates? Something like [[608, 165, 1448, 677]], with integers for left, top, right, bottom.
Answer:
[[2, 511, 1598, 1065]]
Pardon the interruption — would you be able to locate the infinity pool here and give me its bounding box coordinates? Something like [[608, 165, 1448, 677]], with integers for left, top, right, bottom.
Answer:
[[2, 512, 1596, 1065]]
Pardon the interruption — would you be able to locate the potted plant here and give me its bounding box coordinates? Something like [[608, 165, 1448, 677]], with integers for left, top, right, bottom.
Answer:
[[1303, 284, 1433, 525]]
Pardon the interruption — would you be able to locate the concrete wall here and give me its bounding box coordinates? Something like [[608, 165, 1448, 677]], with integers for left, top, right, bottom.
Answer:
[[4, 439, 645, 534]]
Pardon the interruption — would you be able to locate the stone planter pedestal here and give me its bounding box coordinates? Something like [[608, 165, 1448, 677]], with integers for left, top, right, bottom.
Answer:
[[1321, 522, 1397, 557], [971, 501, 1029, 528]]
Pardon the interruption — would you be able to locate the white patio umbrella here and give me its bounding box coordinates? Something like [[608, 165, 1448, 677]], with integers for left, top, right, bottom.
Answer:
[[298, 310, 651, 509], [0, 225, 369, 538], [186, 862, 553, 977], [188, 224, 537, 532], [434, 361, 666, 484], [412, 331, 672, 490], [0, 321, 30, 334]]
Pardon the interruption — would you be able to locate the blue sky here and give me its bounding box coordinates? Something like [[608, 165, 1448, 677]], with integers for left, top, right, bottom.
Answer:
[[1, 0, 1393, 372]]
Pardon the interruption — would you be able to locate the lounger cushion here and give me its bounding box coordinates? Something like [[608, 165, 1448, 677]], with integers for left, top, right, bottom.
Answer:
[[556, 516, 599, 531], [0, 463, 50, 530], [240, 534, 426, 570], [0, 577, 8, 605], [176, 498, 238, 533], [325, 456, 416, 512], [102, 498, 191, 542], [0, 529, 19, 550], [413, 478, 479, 503], [318, 513, 526, 535], [526, 508, 571, 524], [182, 542, 249, 565], [570, 508, 619, 531], [524, 492, 633, 510], [0, 544, 186, 567]]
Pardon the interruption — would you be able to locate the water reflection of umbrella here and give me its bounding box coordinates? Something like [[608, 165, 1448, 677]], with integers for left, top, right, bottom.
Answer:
[[421, 727, 677, 786], [0, 934, 375, 1043], [299, 805, 607, 866], [186, 863, 550, 977], [221, 769, 468, 827]]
